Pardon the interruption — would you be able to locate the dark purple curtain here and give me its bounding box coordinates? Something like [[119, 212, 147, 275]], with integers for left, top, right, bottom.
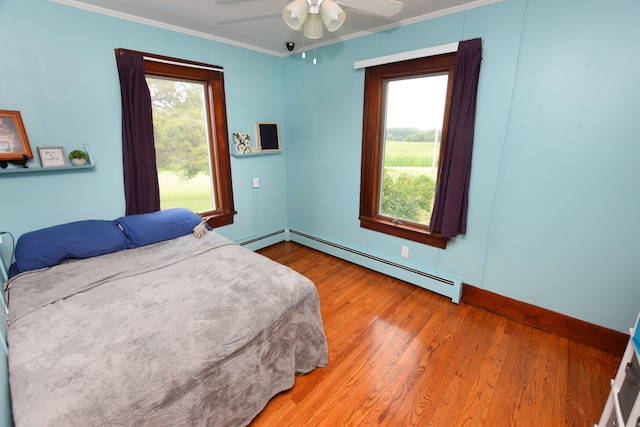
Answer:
[[116, 52, 160, 215], [429, 38, 482, 238]]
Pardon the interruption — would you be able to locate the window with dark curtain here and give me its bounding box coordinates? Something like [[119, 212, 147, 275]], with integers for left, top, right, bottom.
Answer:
[[115, 49, 236, 228], [429, 38, 483, 238], [359, 38, 482, 248]]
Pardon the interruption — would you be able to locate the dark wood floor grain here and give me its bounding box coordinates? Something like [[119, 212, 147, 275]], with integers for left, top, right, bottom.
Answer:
[[252, 241, 619, 426]]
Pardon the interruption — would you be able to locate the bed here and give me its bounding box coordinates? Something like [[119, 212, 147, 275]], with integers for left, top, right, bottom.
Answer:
[[4, 209, 328, 426]]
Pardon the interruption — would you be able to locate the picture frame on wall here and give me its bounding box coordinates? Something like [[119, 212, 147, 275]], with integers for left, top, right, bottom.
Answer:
[[38, 146, 67, 167], [255, 122, 280, 152], [232, 132, 253, 154], [0, 110, 33, 161]]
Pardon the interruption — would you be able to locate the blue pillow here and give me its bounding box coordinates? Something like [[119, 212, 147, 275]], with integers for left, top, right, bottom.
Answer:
[[10, 220, 128, 277], [115, 208, 204, 249]]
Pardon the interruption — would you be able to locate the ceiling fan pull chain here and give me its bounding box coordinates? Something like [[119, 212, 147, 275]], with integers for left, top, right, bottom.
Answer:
[[302, 34, 306, 59], [313, 40, 317, 64]]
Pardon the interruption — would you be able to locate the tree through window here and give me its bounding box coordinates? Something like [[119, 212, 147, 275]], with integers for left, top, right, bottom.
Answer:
[[116, 49, 236, 228], [146, 77, 216, 213], [380, 74, 448, 225]]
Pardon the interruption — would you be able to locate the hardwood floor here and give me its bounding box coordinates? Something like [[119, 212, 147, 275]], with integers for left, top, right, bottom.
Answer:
[[253, 242, 620, 426]]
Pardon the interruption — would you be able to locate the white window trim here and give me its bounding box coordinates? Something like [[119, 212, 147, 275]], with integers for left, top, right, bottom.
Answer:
[[353, 42, 459, 70]]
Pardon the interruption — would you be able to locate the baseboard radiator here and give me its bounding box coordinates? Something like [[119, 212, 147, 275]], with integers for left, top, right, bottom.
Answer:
[[238, 229, 287, 251], [237, 228, 462, 303]]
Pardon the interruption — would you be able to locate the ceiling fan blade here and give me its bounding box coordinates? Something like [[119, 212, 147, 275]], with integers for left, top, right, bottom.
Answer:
[[338, 0, 403, 17], [214, 0, 255, 5], [217, 12, 281, 26]]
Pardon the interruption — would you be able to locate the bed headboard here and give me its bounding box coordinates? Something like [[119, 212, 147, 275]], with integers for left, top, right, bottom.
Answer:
[[0, 252, 8, 285], [0, 231, 10, 354], [0, 232, 10, 309], [0, 235, 10, 427], [1, 231, 10, 355]]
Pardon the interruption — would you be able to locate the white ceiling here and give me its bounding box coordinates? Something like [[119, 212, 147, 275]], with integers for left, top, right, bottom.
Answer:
[[52, 0, 499, 56]]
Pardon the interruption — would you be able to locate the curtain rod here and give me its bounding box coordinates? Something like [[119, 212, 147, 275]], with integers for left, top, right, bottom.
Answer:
[[115, 48, 224, 72], [353, 42, 459, 70]]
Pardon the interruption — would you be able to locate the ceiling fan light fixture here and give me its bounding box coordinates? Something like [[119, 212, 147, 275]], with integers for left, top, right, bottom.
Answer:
[[282, 0, 309, 31], [303, 13, 323, 39], [319, 0, 345, 32]]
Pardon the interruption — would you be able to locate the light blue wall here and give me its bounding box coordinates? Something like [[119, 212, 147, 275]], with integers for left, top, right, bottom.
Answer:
[[0, 0, 287, 246], [1, 0, 639, 423], [283, 0, 640, 334], [481, 0, 640, 328], [0, 2, 286, 423]]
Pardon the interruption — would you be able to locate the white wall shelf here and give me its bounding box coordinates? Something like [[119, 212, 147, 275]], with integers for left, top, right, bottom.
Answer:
[[0, 163, 95, 175], [231, 151, 280, 158]]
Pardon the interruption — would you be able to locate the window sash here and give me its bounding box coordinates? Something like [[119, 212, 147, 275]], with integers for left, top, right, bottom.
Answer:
[[359, 53, 456, 249]]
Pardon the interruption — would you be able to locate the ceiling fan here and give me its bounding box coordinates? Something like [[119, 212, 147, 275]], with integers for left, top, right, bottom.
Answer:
[[282, 0, 404, 40]]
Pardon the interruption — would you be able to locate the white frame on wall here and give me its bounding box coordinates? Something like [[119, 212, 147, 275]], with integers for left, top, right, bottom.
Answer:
[[255, 122, 281, 152], [38, 146, 67, 167]]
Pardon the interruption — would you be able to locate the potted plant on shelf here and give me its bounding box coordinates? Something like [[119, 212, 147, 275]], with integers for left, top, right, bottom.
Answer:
[[68, 149, 88, 166]]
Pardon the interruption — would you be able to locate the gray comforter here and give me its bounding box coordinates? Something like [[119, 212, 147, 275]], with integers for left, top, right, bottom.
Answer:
[[6, 232, 328, 426]]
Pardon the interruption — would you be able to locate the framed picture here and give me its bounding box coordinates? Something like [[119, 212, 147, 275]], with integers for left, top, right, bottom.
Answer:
[[232, 132, 253, 154], [256, 122, 281, 152], [0, 110, 33, 161], [38, 146, 67, 167]]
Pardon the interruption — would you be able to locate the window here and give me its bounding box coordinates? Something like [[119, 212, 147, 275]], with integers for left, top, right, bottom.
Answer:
[[118, 49, 235, 228], [146, 77, 215, 213], [360, 53, 456, 249]]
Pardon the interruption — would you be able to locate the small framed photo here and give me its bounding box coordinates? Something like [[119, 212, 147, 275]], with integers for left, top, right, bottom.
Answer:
[[256, 122, 281, 152], [38, 146, 67, 167], [232, 132, 253, 154], [0, 110, 33, 161]]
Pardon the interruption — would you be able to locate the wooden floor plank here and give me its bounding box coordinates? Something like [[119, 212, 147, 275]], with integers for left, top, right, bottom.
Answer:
[[439, 312, 510, 427], [252, 242, 620, 426]]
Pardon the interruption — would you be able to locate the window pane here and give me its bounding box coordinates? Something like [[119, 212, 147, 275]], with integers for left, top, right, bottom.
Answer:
[[380, 74, 448, 225], [146, 77, 216, 213]]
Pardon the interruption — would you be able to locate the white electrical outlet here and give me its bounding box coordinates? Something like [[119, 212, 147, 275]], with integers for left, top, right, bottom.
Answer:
[[252, 177, 260, 188], [401, 246, 409, 258]]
